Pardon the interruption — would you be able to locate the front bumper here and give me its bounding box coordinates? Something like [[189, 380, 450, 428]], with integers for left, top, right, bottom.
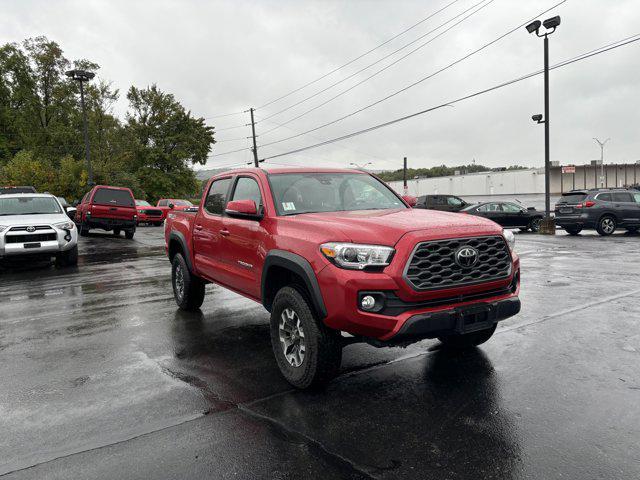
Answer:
[[317, 254, 520, 342], [0, 226, 78, 258]]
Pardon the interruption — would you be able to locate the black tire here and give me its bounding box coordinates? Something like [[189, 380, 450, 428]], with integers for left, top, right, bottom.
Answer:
[[529, 217, 542, 232], [270, 286, 342, 389], [596, 215, 616, 236], [113, 229, 121, 237], [154, 221, 163, 227], [79, 224, 89, 237], [519, 227, 529, 232], [172, 253, 205, 311], [438, 324, 497, 349], [125, 229, 135, 240], [564, 226, 582, 235], [55, 245, 78, 267]]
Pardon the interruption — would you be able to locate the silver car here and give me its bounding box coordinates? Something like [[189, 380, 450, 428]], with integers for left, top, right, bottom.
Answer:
[[0, 193, 78, 266]]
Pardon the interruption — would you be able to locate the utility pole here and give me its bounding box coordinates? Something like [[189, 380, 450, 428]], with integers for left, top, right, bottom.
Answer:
[[65, 69, 95, 185], [403, 157, 408, 195], [526, 15, 560, 234], [249, 108, 259, 167], [593, 137, 610, 188]]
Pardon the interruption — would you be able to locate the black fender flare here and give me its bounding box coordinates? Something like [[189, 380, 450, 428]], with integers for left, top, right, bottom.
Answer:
[[262, 250, 327, 318], [168, 231, 194, 272]]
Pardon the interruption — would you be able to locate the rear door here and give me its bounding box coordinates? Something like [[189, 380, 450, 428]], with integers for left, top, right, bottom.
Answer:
[[192, 177, 233, 282], [91, 188, 136, 220], [219, 175, 267, 298]]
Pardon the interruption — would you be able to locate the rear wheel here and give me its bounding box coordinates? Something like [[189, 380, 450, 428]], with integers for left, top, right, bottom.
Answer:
[[270, 286, 342, 389], [596, 215, 616, 236], [564, 226, 582, 235], [154, 221, 163, 227], [172, 253, 205, 311], [55, 245, 78, 267], [113, 229, 121, 237], [78, 224, 89, 237], [438, 324, 497, 349], [125, 229, 135, 239]]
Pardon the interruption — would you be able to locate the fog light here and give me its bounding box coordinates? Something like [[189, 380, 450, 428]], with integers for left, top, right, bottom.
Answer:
[[64, 234, 71, 241], [361, 295, 376, 311]]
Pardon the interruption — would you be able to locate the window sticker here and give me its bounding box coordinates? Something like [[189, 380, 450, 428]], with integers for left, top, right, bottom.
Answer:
[[282, 202, 296, 211]]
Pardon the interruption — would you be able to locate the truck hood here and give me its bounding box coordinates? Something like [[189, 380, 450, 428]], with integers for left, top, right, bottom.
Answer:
[[0, 213, 69, 227], [290, 208, 503, 245]]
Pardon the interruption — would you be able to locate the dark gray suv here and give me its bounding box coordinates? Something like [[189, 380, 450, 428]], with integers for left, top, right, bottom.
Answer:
[[555, 188, 640, 236]]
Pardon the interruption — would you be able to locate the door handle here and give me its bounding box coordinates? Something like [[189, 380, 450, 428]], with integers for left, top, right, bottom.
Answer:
[[195, 224, 203, 231], [219, 229, 230, 237]]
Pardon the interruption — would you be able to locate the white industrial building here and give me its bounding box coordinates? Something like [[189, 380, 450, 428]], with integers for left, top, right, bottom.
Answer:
[[387, 163, 640, 197]]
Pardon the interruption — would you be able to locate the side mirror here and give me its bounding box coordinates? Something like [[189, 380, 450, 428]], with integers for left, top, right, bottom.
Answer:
[[168, 203, 175, 210], [72, 200, 79, 207], [225, 199, 261, 219], [402, 195, 417, 207]]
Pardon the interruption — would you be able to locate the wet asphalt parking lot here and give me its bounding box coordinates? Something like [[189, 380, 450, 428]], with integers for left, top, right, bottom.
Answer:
[[1, 226, 639, 479]]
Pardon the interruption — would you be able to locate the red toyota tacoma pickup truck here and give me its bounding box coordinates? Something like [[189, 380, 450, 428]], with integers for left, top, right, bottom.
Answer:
[[165, 168, 520, 389]]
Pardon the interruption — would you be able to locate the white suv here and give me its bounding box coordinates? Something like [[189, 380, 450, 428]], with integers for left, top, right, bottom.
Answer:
[[0, 193, 78, 266]]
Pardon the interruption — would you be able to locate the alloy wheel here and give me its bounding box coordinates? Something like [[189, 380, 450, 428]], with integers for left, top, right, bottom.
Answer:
[[278, 308, 306, 367], [601, 217, 615, 234]]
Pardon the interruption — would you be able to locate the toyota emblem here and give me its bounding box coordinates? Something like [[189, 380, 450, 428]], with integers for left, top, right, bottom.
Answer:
[[26, 226, 36, 233], [455, 246, 478, 268]]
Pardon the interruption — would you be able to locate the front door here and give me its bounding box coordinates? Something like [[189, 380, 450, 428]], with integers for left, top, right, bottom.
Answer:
[[612, 191, 640, 225], [219, 175, 267, 299], [192, 176, 233, 282], [501, 202, 528, 227]]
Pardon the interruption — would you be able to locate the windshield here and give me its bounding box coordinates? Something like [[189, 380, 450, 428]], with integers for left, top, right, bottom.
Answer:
[[0, 196, 62, 216], [136, 200, 151, 206], [269, 172, 406, 215], [173, 200, 193, 206]]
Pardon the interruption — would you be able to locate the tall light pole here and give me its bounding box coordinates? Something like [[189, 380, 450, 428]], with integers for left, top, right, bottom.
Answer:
[[66, 69, 95, 186], [526, 15, 561, 234], [349, 162, 372, 170], [593, 137, 610, 187]]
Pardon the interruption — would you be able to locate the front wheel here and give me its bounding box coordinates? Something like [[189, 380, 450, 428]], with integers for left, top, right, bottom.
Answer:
[[172, 253, 205, 311], [438, 324, 497, 349], [270, 287, 342, 389], [596, 215, 616, 236], [55, 245, 78, 267], [125, 229, 135, 239], [529, 217, 542, 232]]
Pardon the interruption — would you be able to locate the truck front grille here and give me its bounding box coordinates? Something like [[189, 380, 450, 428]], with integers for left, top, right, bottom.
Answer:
[[144, 209, 163, 217], [5, 233, 57, 244], [404, 236, 512, 290]]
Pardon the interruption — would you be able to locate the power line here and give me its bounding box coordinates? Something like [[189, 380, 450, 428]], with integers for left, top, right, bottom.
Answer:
[[258, 0, 569, 149], [259, 0, 494, 129], [256, 0, 461, 110], [259, 33, 640, 162], [203, 110, 245, 120], [215, 123, 249, 132]]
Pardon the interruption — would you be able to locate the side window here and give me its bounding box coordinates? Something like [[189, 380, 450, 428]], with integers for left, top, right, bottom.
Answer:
[[633, 193, 640, 203], [447, 196, 463, 207], [596, 193, 611, 202], [158, 200, 167, 207], [612, 192, 633, 202], [479, 203, 501, 212], [502, 203, 522, 212], [230, 177, 262, 207], [204, 177, 232, 215]]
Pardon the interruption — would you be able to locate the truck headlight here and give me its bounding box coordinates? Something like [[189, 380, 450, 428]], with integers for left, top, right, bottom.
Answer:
[[320, 242, 394, 270], [54, 221, 75, 230], [503, 229, 515, 251]]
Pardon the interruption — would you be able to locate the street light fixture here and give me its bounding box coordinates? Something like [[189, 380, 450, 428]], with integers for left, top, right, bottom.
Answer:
[[527, 15, 561, 234], [349, 162, 372, 170], [65, 69, 96, 186]]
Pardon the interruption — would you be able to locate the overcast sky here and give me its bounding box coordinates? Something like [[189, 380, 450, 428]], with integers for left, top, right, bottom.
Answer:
[[2, 0, 640, 171]]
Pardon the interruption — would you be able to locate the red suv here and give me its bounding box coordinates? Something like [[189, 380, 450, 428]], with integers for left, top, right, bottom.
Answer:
[[165, 168, 520, 388], [75, 185, 137, 239]]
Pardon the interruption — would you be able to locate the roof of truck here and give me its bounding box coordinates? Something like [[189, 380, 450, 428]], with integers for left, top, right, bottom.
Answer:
[[213, 167, 367, 176]]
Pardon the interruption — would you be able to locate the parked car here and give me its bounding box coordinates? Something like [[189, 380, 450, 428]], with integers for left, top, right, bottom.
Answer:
[[461, 201, 544, 232], [555, 188, 640, 236], [156, 199, 194, 211], [0, 186, 37, 195], [57, 197, 76, 220], [0, 193, 78, 266], [74, 185, 137, 239], [135, 200, 165, 226], [165, 167, 520, 389], [415, 194, 470, 212]]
